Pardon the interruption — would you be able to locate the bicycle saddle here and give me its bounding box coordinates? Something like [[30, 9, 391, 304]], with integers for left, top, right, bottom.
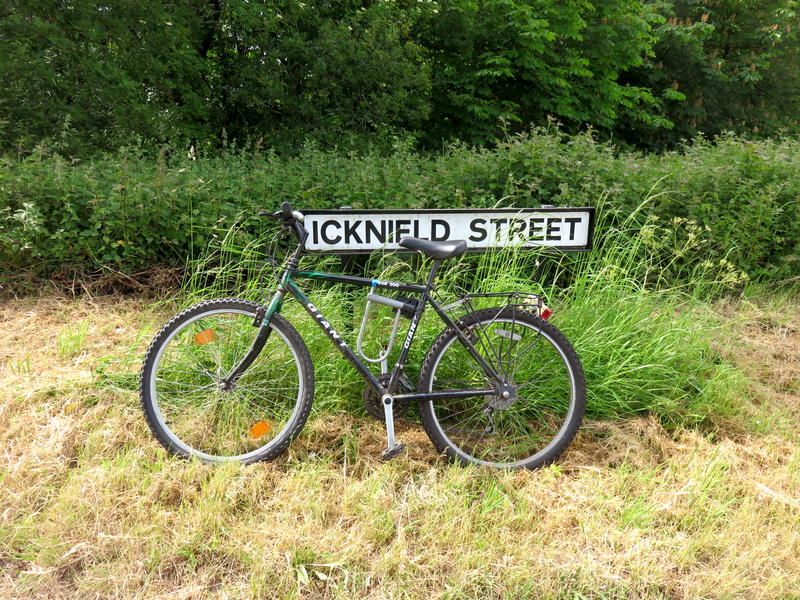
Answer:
[[399, 237, 468, 260]]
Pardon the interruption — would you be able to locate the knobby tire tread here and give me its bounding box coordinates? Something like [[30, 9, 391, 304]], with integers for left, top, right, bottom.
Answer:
[[140, 298, 314, 464]]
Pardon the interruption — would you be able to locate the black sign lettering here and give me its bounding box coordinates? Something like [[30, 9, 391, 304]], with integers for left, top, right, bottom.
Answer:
[[490, 218, 508, 241], [395, 219, 411, 239], [531, 218, 545, 238], [469, 219, 487, 242], [344, 220, 363, 244], [365, 220, 385, 243], [321, 220, 342, 244], [431, 219, 450, 241], [302, 209, 593, 252], [546, 217, 561, 241], [564, 217, 581, 241], [510, 218, 526, 239]]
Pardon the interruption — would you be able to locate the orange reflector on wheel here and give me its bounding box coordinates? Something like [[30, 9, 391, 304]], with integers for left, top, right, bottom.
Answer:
[[194, 328, 217, 345], [250, 420, 272, 439]]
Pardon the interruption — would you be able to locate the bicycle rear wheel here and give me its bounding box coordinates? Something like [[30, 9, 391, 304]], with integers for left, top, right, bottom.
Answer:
[[418, 307, 585, 469], [140, 298, 314, 464]]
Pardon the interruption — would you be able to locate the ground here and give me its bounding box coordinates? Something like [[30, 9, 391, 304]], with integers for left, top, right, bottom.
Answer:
[[0, 293, 798, 600]]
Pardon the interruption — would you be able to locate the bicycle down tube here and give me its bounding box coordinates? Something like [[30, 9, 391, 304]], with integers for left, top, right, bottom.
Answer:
[[284, 269, 502, 401]]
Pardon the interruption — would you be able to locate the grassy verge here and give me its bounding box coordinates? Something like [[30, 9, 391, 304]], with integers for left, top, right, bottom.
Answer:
[[2, 196, 797, 598], [172, 198, 750, 428], [0, 294, 798, 599]]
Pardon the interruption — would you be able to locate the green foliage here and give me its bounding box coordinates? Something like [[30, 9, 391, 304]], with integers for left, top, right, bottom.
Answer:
[[421, 0, 667, 144], [8, 0, 796, 152], [202, 0, 433, 149], [548, 203, 746, 425], [0, 0, 207, 154], [620, 0, 800, 147], [0, 1, 434, 153], [170, 198, 750, 427], [2, 130, 798, 281]]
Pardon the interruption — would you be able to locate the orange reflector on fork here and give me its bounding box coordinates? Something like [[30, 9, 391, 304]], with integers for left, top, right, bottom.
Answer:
[[194, 329, 216, 345], [250, 420, 272, 439]]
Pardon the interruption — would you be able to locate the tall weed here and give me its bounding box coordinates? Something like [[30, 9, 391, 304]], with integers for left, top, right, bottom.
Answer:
[[167, 194, 750, 427]]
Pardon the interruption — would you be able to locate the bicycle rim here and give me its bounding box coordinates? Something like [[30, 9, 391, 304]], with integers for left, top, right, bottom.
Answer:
[[426, 315, 579, 467], [149, 308, 304, 461]]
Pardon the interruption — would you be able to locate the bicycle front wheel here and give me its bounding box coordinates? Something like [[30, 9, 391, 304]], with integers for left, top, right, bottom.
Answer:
[[418, 307, 585, 469], [140, 298, 314, 464]]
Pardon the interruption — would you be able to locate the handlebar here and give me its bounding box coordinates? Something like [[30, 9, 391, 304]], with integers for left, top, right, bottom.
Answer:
[[258, 202, 308, 246]]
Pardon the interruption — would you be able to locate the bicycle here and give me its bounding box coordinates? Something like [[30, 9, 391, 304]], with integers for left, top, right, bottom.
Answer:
[[140, 203, 586, 469]]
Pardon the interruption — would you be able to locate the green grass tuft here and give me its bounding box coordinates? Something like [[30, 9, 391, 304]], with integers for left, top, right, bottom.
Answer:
[[145, 192, 754, 430], [56, 320, 90, 360]]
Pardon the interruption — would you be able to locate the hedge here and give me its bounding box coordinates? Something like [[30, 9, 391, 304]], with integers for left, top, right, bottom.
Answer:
[[2, 130, 798, 281]]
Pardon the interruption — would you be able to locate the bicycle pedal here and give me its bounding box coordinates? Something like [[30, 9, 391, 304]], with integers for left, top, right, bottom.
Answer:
[[380, 442, 405, 461]]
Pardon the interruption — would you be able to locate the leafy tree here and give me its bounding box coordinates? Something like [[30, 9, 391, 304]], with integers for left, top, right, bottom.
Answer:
[[200, 0, 432, 148], [3, 0, 798, 153], [619, 0, 800, 147], [0, 1, 433, 152], [0, 1, 208, 152], [419, 0, 666, 145]]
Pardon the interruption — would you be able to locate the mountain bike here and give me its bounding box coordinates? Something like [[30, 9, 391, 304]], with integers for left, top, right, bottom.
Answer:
[[140, 203, 586, 469]]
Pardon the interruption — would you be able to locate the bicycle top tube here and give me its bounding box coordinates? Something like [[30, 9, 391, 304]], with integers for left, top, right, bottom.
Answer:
[[290, 269, 427, 294]]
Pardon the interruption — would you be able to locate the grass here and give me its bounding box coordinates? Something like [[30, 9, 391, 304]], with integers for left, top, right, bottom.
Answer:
[[0, 289, 798, 598], [0, 299, 800, 598], [56, 320, 90, 360], [172, 196, 752, 429], [1, 203, 798, 598]]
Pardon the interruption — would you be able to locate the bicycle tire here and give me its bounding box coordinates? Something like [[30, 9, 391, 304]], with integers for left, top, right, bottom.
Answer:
[[140, 298, 314, 464], [418, 307, 585, 469]]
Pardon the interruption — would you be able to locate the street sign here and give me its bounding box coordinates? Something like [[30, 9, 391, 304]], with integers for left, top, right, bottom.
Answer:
[[303, 208, 595, 253]]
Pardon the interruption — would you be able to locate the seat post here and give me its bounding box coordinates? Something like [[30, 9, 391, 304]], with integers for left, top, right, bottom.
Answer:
[[425, 260, 442, 288]]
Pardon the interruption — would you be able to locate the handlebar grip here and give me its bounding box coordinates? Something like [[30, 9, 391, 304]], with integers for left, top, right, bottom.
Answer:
[[280, 202, 293, 218]]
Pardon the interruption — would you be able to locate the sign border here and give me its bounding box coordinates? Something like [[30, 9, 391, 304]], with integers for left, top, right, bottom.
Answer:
[[302, 207, 596, 254]]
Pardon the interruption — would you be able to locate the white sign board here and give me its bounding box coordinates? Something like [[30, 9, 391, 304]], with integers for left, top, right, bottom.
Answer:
[[303, 208, 595, 253]]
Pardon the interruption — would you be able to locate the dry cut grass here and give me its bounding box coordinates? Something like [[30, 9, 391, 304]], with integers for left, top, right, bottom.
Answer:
[[0, 294, 798, 600]]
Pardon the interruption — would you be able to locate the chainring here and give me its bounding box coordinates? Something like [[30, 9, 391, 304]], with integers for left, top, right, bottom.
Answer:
[[363, 373, 412, 422]]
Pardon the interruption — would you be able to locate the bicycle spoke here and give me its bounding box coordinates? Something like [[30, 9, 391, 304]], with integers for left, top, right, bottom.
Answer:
[[150, 307, 306, 459], [426, 312, 580, 466]]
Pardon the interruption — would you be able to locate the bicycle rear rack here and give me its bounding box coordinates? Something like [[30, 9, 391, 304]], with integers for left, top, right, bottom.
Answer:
[[440, 290, 552, 322]]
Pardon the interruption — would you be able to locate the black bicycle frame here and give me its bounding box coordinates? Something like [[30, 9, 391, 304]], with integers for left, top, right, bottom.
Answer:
[[286, 264, 503, 402], [222, 231, 503, 402]]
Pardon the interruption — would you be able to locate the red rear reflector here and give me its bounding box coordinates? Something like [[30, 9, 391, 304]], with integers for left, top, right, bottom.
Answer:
[[540, 307, 553, 320]]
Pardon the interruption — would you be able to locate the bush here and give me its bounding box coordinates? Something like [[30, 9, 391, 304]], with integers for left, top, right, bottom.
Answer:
[[1, 130, 799, 281]]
